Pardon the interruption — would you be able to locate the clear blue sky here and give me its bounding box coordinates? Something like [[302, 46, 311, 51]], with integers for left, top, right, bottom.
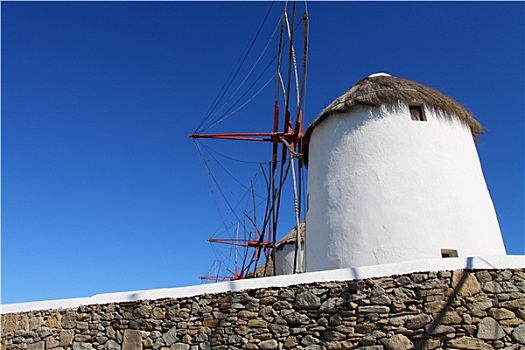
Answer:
[[2, 1, 523, 304]]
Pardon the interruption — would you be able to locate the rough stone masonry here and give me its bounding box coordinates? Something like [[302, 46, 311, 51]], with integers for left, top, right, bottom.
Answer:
[[1, 268, 524, 350]]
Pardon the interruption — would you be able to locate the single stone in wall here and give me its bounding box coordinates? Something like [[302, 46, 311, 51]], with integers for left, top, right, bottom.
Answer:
[[152, 307, 166, 319], [259, 339, 279, 349], [45, 312, 62, 328], [122, 329, 143, 350], [104, 339, 121, 350], [163, 326, 179, 346], [60, 330, 75, 347], [440, 311, 462, 325], [45, 335, 59, 349], [424, 324, 455, 336], [29, 316, 43, 330], [295, 292, 321, 310], [510, 324, 525, 344], [380, 334, 414, 350], [452, 270, 481, 297], [18, 315, 30, 332], [358, 306, 390, 314], [405, 314, 431, 329], [1, 314, 17, 333], [476, 317, 506, 340], [281, 310, 309, 324], [73, 342, 93, 350], [62, 311, 77, 329], [483, 281, 503, 294], [26, 341, 44, 350], [418, 338, 441, 350], [324, 330, 346, 341], [247, 319, 267, 328], [260, 296, 277, 305], [283, 336, 298, 348], [133, 306, 152, 319], [445, 336, 492, 350], [490, 308, 515, 320], [476, 270, 492, 283]]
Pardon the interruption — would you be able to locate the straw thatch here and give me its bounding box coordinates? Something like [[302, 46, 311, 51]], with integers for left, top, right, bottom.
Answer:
[[275, 220, 305, 250], [245, 221, 305, 279], [304, 75, 484, 152], [246, 258, 274, 278]]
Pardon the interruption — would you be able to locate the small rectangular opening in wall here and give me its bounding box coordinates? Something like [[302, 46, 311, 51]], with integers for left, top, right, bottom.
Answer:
[[441, 249, 458, 258], [409, 105, 426, 122], [307, 193, 309, 212]]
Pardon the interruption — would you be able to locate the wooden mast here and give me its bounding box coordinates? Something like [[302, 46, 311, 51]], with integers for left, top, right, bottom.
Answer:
[[194, 1, 308, 281]]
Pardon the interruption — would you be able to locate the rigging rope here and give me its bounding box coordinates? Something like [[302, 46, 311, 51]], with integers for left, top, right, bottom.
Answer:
[[194, 140, 270, 245], [198, 140, 260, 191], [196, 7, 281, 133], [196, 2, 276, 132], [194, 140, 245, 226], [197, 15, 307, 134], [200, 141, 272, 165], [205, 71, 277, 131], [206, 15, 283, 128]]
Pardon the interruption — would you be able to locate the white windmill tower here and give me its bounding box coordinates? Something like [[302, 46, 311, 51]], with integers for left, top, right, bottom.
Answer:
[[303, 73, 507, 272]]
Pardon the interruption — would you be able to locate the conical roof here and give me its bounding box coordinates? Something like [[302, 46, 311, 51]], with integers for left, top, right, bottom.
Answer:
[[246, 259, 274, 278], [304, 75, 484, 149], [246, 221, 305, 279], [275, 221, 305, 250]]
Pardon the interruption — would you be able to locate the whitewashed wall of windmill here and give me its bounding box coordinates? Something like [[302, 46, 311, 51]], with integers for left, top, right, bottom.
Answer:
[[275, 243, 305, 275], [305, 103, 506, 272]]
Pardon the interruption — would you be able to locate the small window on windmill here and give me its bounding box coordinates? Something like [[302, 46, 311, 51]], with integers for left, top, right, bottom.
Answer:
[[409, 105, 426, 122], [307, 192, 310, 212], [441, 249, 458, 258]]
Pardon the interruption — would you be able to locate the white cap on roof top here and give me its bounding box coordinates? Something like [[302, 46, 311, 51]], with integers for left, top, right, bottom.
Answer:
[[368, 72, 392, 77]]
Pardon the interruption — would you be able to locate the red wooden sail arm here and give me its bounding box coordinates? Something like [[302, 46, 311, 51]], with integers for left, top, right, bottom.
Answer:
[[190, 131, 302, 144], [208, 237, 274, 248], [200, 265, 246, 282]]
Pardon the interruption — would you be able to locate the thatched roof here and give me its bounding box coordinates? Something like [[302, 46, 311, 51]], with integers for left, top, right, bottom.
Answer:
[[246, 258, 274, 278], [303, 75, 484, 157], [245, 221, 305, 279], [275, 221, 305, 250]]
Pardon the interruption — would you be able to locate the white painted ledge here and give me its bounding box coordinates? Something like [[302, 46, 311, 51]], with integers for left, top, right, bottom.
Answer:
[[2, 255, 523, 314]]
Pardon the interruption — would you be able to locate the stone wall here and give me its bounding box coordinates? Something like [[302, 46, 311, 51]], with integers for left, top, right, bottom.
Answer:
[[2, 268, 524, 350]]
